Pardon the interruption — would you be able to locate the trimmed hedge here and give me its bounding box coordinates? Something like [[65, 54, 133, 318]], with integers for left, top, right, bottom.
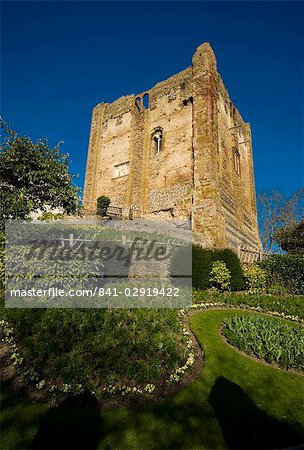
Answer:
[[192, 246, 244, 291], [260, 254, 304, 295]]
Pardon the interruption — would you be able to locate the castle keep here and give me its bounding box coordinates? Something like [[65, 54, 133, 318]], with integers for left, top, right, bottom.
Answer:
[[84, 42, 261, 254]]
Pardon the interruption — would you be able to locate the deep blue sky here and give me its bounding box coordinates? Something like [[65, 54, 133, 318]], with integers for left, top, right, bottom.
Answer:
[[1, 1, 303, 197]]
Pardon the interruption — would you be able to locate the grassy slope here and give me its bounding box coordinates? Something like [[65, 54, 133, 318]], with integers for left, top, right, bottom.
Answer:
[[190, 310, 304, 448], [1, 309, 304, 449]]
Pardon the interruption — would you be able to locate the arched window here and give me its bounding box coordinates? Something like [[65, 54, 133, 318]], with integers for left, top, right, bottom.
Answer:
[[152, 129, 163, 154], [233, 148, 241, 175], [142, 93, 149, 109], [135, 97, 141, 112]]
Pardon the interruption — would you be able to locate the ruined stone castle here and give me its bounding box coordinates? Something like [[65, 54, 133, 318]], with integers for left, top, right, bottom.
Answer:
[[84, 42, 261, 255]]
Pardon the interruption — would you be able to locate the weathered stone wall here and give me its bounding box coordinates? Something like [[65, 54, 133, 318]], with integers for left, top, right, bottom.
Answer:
[[192, 43, 225, 247], [83, 103, 105, 210], [217, 79, 260, 250], [83, 42, 261, 252], [144, 68, 193, 220]]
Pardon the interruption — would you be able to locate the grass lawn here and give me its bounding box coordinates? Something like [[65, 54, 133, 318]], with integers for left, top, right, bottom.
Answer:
[[1, 309, 304, 449]]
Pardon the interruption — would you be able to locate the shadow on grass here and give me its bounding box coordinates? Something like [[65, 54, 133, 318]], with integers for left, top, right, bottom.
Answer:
[[29, 390, 223, 450], [29, 392, 104, 450], [3, 377, 304, 450], [208, 376, 304, 449]]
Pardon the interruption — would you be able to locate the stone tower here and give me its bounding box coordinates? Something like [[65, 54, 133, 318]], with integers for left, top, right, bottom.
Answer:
[[84, 42, 261, 255]]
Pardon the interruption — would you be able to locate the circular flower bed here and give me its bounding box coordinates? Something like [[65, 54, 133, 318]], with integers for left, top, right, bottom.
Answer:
[[222, 314, 304, 371], [0, 308, 196, 399]]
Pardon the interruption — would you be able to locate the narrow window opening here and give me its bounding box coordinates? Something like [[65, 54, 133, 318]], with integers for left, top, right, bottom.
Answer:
[[233, 148, 241, 175], [180, 82, 186, 90], [142, 93, 149, 109], [135, 97, 141, 112], [152, 129, 163, 154]]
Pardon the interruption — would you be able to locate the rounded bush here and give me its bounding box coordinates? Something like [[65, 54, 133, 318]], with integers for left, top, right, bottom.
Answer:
[[244, 263, 267, 294], [192, 246, 244, 291], [209, 260, 231, 292]]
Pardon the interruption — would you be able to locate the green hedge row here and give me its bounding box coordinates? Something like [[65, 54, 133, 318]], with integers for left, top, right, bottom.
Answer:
[[260, 254, 304, 295]]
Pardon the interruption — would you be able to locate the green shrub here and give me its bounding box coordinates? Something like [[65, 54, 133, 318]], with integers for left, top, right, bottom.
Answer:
[[220, 249, 245, 291], [209, 261, 231, 292], [243, 263, 267, 294], [192, 245, 211, 290], [38, 211, 64, 221], [267, 282, 290, 297], [223, 315, 304, 371], [260, 254, 304, 295], [192, 246, 244, 291], [97, 196, 111, 217]]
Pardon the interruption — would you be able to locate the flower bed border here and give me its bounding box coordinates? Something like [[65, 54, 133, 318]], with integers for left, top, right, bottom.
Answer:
[[0, 313, 200, 403], [1, 300, 303, 403]]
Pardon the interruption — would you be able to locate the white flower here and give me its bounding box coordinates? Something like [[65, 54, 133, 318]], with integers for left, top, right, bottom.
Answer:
[[144, 383, 155, 393], [36, 380, 46, 389]]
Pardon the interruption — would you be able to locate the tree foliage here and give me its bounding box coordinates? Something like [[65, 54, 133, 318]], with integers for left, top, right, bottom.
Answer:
[[258, 189, 303, 252], [274, 220, 304, 255], [260, 254, 304, 295], [0, 118, 80, 228]]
